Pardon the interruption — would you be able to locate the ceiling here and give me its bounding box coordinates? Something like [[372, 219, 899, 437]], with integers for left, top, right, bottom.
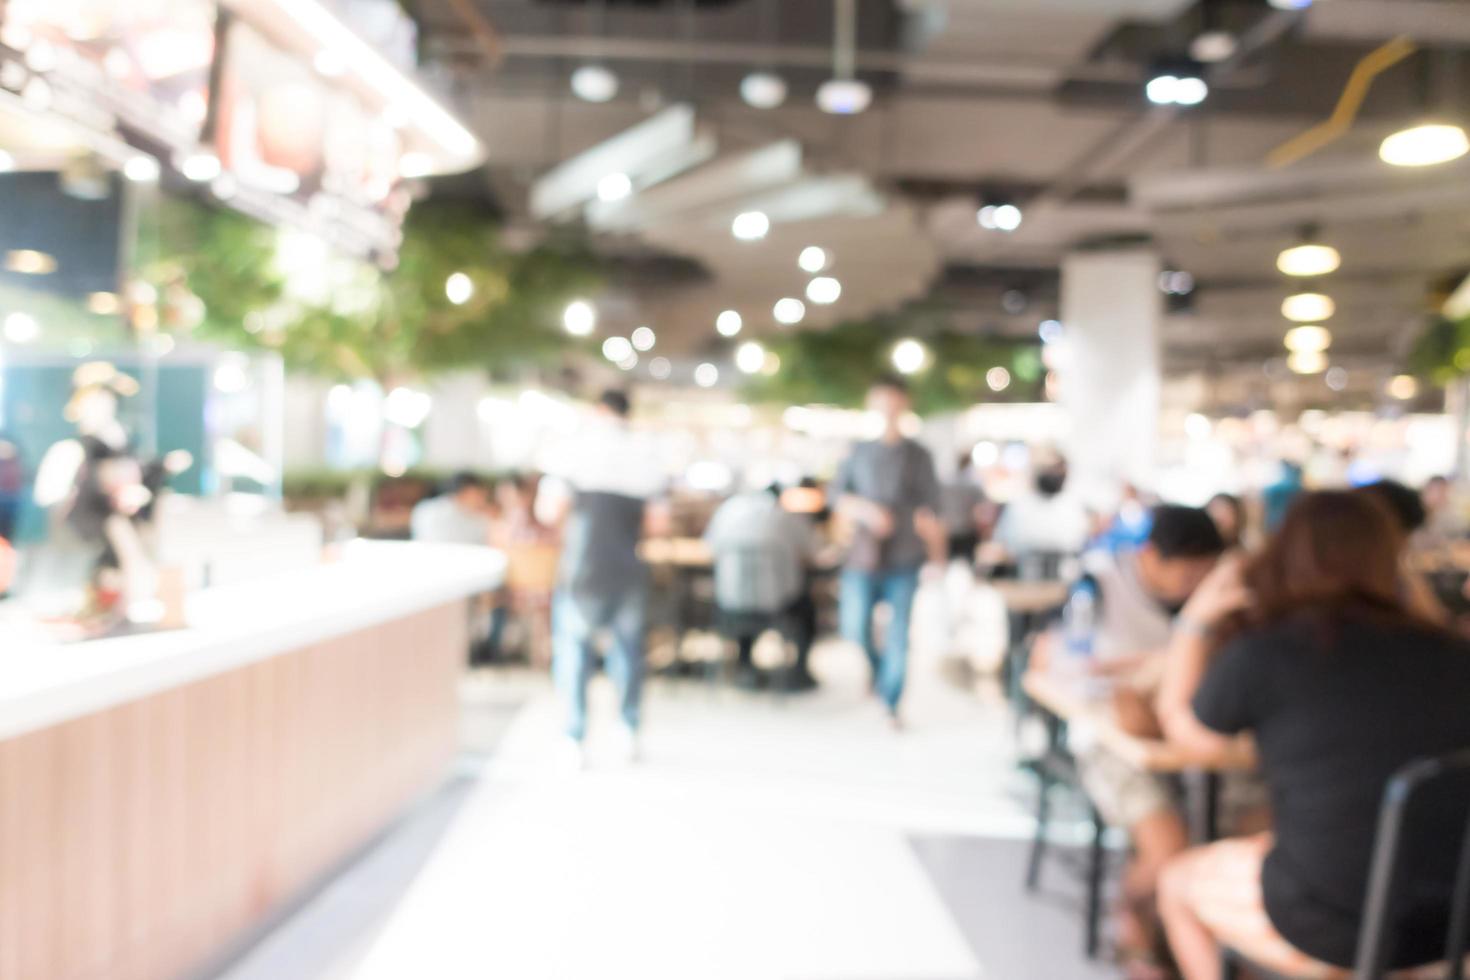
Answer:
[[405, 0, 1470, 401]]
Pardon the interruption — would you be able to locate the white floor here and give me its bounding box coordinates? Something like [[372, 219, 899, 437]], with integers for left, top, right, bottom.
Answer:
[[220, 637, 1112, 980]]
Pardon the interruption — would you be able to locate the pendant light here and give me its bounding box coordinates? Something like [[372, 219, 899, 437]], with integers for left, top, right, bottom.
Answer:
[[1380, 51, 1468, 167], [740, 0, 787, 109], [817, 0, 871, 115], [1277, 225, 1340, 277], [571, 0, 618, 103]]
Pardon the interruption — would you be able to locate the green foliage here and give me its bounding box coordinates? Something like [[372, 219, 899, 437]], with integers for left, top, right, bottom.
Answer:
[[1408, 314, 1470, 383], [746, 318, 1041, 415], [139, 196, 601, 385]]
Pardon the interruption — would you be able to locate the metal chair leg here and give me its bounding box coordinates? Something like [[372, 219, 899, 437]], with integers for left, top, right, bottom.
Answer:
[[1026, 775, 1051, 891], [1085, 807, 1106, 959]]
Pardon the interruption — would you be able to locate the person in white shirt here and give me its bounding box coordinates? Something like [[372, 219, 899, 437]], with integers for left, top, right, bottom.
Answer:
[[410, 472, 494, 546], [539, 390, 668, 766], [994, 456, 1090, 574], [704, 484, 818, 690]]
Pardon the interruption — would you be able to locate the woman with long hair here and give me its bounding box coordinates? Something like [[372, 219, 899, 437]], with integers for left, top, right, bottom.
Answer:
[[1154, 491, 1470, 980]]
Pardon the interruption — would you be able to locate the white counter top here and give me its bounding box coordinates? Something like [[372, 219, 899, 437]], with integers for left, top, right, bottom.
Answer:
[[0, 541, 505, 742]]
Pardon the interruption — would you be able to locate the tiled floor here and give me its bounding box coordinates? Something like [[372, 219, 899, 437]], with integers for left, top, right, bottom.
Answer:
[[216, 638, 1117, 980]]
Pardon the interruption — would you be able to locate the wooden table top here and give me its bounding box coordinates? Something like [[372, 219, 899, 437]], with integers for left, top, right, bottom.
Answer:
[[1022, 670, 1254, 774], [640, 537, 714, 568], [990, 579, 1071, 615]]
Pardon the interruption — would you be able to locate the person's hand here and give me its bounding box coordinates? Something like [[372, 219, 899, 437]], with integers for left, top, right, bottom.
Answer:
[[865, 502, 896, 538], [1180, 553, 1252, 631]]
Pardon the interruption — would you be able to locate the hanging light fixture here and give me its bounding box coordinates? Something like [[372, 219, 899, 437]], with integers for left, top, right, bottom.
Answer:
[[1380, 122, 1469, 167], [740, 0, 787, 109], [1282, 292, 1335, 322], [817, 0, 872, 115], [1380, 51, 1469, 167], [1277, 225, 1341, 277], [1284, 324, 1332, 354], [1287, 350, 1329, 374], [571, 0, 618, 103]]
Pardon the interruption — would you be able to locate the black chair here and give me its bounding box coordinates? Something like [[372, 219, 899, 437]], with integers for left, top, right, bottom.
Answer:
[[1224, 748, 1470, 980], [710, 544, 801, 693], [1023, 712, 1113, 959]]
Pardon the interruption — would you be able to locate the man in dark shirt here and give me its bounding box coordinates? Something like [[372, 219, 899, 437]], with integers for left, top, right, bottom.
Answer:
[[541, 390, 667, 768], [831, 375, 945, 726]]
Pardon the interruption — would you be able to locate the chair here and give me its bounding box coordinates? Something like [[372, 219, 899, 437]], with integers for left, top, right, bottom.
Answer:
[[710, 544, 800, 693], [1224, 748, 1470, 980], [1023, 711, 1113, 959]]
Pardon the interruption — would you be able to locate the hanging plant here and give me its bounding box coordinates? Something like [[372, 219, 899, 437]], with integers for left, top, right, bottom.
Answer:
[[1407, 313, 1470, 384], [137, 196, 602, 389], [746, 317, 1042, 415]]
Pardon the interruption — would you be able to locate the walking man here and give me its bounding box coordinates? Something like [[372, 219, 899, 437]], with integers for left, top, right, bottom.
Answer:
[[541, 390, 666, 766], [831, 375, 945, 727]]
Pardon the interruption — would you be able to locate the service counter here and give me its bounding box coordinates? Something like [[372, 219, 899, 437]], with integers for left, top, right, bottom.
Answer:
[[0, 541, 504, 980]]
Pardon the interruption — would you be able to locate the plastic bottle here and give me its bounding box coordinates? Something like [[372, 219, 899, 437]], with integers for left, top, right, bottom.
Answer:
[[1059, 578, 1097, 681]]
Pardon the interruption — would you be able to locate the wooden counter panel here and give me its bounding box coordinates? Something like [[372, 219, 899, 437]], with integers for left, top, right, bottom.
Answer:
[[0, 601, 467, 980]]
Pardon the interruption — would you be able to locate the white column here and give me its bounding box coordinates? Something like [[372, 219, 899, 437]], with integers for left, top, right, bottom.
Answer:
[[1058, 248, 1163, 506]]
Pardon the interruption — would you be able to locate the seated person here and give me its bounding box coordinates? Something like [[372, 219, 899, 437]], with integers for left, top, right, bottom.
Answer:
[[993, 454, 1090, 578], [1357, 479, 1449, 624], [411, 471, 494, 546], [412, 471, 499, 662], [705, 483, 818, 691], [1156, 491, 1470, 980], [1045, 505, 1226, 974]]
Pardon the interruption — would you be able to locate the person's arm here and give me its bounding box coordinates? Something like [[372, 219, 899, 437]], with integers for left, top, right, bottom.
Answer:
[[832, 453, 895, 538], [1156, 555, 1255, 764]]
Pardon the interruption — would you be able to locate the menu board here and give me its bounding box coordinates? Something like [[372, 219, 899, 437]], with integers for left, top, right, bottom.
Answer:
[[212, 18, 408, 260]]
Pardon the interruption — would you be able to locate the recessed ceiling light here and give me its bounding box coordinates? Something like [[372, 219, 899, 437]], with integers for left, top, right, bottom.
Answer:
[[4, 249, 56, 274], [986, 366, 1011, 392], [602, 336, 633, 363], [732, 211, 770, 241], [571, 64, 619, 103], [694, 362, 720, 388], [123, 154, 160, 182], [773, 297, 806, 325], [1189, 30, 1237, 64], [563, 299, 596, 336], [977, 203, 1022, 232], [806, 277, 841, 305], [597, 172, 633, 202], [736, 341, 767, 375], [179, 151, 221, 182], [649, 356, 672, 380], [631, 326, 656, 351], [716, 310, 743, 337], [445, 272, 474, 305], [3, 311, 39, 343], [1386, 374, 1419, 400], [892, 338, 928, 375], [798, 246, 829, 273]]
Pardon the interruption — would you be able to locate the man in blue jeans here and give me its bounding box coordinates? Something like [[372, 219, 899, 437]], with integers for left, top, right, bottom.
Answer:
[[831, 375, 945, 727], [541, 390, 667, 768]]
